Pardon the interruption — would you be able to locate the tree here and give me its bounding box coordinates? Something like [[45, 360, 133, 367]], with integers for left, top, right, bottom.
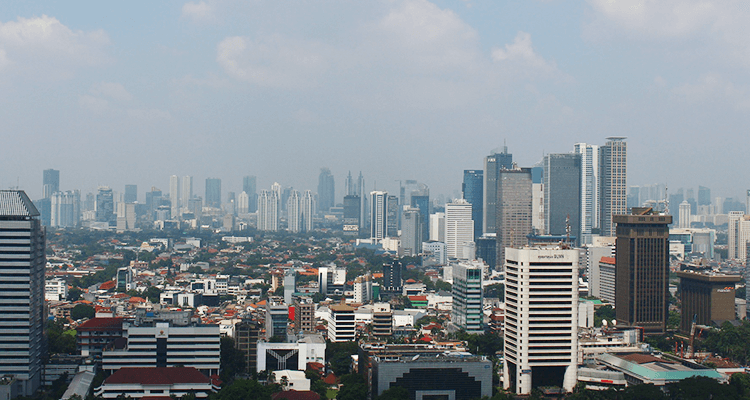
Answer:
[[376, 386, 409, 400], [336, 374, 366, 400], [67, 287, 83, 302], [327, 341, 358, 376], [70, 304, 95, 320], [46, 319, 77, 355], [594, 305, 615, 327], [143, 286, 163, 303], [210, 378, 275, 400], [219, 336, 246, 382]]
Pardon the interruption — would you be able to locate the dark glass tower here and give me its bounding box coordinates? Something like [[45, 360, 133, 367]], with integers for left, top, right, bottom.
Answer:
[[124, 184, 137, 203], [483, 148, 513, 235], [243, 176, 257, 213], [42, 169, 60, 199], [543, 153, 581, 243], [317, 168, 335, 213], [462, 169, 483, 239], [205, 178, 221, 208]]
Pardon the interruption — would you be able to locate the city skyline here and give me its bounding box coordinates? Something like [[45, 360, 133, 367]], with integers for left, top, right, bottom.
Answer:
[[2, 2, 750, 201]]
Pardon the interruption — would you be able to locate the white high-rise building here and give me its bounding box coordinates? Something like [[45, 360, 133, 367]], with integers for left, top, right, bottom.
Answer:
[[50, 190, 80, 228], [445, 199, 474, 259], [238, 191, 250, 214], [679, 200, 692, 229], [257, 190, 279, 231], [451, 261, 483, 333], [370, 191, 388, 240], [429, 212, 445, 242], [302, 190, 316, 232], [181, 176, 193, 210], [271, 182, 282, 201], [728, 211, 750, 260], [169, 175, 180, 218], [287, 190, 302, 233], [574, 143, 599, 245], [353, 274, 373, 303], [503, 246, 578, 395]]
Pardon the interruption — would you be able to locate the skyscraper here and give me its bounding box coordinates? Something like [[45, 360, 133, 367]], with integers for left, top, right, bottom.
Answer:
[[462, 170, 483, 239], [400, 206, 422, 256], [238, 191, 250, 214], [302, 190, 316, 232], [599, 137, 627, 237], [386, 195, 399, 238], [317, 168, 335, 213], [543, 153, 581, 242], [383, 261, 403, 295], [50, 190, 80, 228], [257, 190, 279, 231], [728, 211, 750, 260], [445, 198, 473, 259], [370, 191, 388, 240], [0, 191, 45, 396], [496, 167, 533, 267], [451, 261, 483, 334], [242, 175, 257, 213], [679, 200, 692, 229], [124, 184, 137, 203], [169, 175, 180, 218], [483, 147, 513, 235], [287, 190, 302, 233], [614, 208, 672, 334], [182, 176, 193, 207], [205, 178, 221, 208], [574, 143, 599, 244], [410, 186, 430, 245], [503, 246, 578, 395], [96, 186, 115, 224], [42, 169, 60, 199], [343, 195, 361, 234]]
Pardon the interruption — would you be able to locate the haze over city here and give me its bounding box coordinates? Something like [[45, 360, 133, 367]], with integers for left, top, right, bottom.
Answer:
[[2, 1, 749, 200]]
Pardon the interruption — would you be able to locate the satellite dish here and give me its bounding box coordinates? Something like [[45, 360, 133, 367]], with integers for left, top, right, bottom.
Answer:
[[611, 320, 617, 326], [602, 320, 608, 327]]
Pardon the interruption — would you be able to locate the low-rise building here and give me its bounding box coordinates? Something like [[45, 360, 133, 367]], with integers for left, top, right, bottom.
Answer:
[[596, 353, 725, 387], [94, 367, 217, 399], [255, 335, 326, 374]]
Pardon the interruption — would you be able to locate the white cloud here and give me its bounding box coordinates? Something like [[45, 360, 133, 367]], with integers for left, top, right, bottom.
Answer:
[[217, 35, 331, 88], [585, 0, 717, 38], [492, 32, 556, 73], [181, 1, 215, 22], [672, 73, 750, 110], [78, 94, 109, 113], [127, 108, 172, 121], [90, 82, 133, 102], [0, 15, 110, 77]]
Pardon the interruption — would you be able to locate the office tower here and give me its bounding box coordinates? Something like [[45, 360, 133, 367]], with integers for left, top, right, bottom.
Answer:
[[370, 191, 388, 240], [353, 274, 373, 303], [599, 137, 627, 237], [50, 190, 80, 228], [728, 211, 750, 260], [145, 187, 163, 213], [283, 269, 295, 304], [747, 190, 750, 216], [301, 190, 316, 232], [445, 199, 474, 259], [383, 261, 403, 295], [328, 304, 355, 342], [318, 265, 346, 295], [345, 171, 356, 196], [317, 168, 335, 213], [574, 143, 599, 244], [400, 206, 422, 256], [496, 167, 533, 267], [679, 200, 692, 228], [257, 190, 279, 231], [96, 186, 115, 224], [356, 172, 366, 228], [410, 188, 430, 241], [677, 271, 740, 334], [429, 212, 445, 242], [463, 170, 484, 239], [242, 175, 256, 197], [124, 185, 137, 203], [188, 197, 203, 221], [42, 169, 60, 199], [614, 208, 672, 334], [169, 175, 180, 218], [0, 191, 45, 396], [287, 190, 302, 233], [116, 202, 137, 232], [543, 153, 581, 243], [586, 245, 616, 304], [294, 299, 315, 334], [386, 195, 399, 237], [669, 188, 684, 224], [280, 187, 291, 212], [628, 186, 641, 209], [483, 147, 513, 234], [451, 261, 483, 333], [698, 186, 711, 206], [371, 303, 393, 337], [476, 234, 497, 269], [343, 195, 361, 235], [182, 176, 193, 206], [265, 303, 289, 340], [205, 178, 221, 208], [531, 165, 545, 234], [503, 246, 578, 395], [238, 191, 250, 214]]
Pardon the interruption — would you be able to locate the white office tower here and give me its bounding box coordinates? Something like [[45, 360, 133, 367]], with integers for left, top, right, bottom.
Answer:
[[370, 191, 388, 240], [429, 212, 446, 242], [353, 274, 373, 303], [302, 190, 316, 232], [257, 190, 279, 231], [445, 199, 474, 259], [0, 191, 45, 396], [238, 191, 250, 214], [271, 182, 282, 200], [287, 190, 302, 233], [574, 143, 599, 245], [679, 200, 692, 229], [532, 181, 545, 234], [503, 246, 578, 395], [182, 175, 193, 210], [400, 206, 422, 256], [283, 269, 295, 304], [116, 202, 137, 232], [586, 245, 615, 302], [50, 190, 80, 228], [169, 175, 180, 218], [728, 211, 750, 260], [451, 261, 483, 333]]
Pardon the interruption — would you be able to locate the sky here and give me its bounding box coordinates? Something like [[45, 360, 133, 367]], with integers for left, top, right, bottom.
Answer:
[[1, 0, 749, 204]]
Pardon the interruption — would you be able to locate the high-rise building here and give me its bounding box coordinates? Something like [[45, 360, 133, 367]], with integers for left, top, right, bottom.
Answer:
[[410, 188, 430, 245], [543, 153, 581, 242], [451, 261, 483, 333], [169, 175, 180, 218], [679, 200, 692, 229], [383, 261, 403, 295], [698, 186, 711, 206], [370, 191, 388, 240], [353, 274, 373, 303], [400, 206, 422, 256], [0, 191, 45, 396], [503, 246, 578, 395], [237, 191, 250, 214], [429, 212, 445, 242], [42, 169, 60, 199], [124, 184, 137, 203], [599, 137, 627, 237], [445, 199, 473, 259], [50, 190, 80, 228], [317, 168, 335, 213], [287, 190, 302, 233], [343, 195, 361, 235], [483, 147, 513, 235], [463, 170, 483, 239], [574, 143, 599, 244], [496, 167, 533, 267], [531, 165, 545, 234], [242, 175, 257, 213], [614, 208, 672, 334], [728, 211, 750, 260], [387, 195, 399, 237], [96, 186, 115, 224], [205, 178, 221, 208], [301, 190, 316, 232], [182, 176, 193, 207], [257, 190, 279, 231], [677, 271, 740, 335]]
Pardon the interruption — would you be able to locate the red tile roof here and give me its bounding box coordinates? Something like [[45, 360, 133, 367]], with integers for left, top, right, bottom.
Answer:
[[77, 317, 124, 330], [408, 295, 427, 301], [600, 256, 616, 265], [99, 281, 117, 291], [105, 367, 210, 385]]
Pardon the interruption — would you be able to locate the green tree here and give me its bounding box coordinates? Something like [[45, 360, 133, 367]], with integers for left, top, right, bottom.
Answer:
[[327, 341, 358, 376], [594, 305, 615, 327], [70, 304, 95, 320], [336, 374, 366, 400], [67, 287, 83, 302], [210, 378, 274, 400], [143, 286, 163, 303], [219, 336, 246, 382], [376, 386, 409, 400], [46, 320, 77, 355]]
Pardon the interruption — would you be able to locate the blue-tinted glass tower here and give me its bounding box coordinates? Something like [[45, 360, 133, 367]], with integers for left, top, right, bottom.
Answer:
[[462, 170, 483, 239]]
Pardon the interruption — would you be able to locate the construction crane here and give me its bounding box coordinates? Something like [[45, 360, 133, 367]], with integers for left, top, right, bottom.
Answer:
[[687, 314, 698, 358]]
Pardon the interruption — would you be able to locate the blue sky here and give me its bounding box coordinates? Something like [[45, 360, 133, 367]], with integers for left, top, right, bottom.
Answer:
[[1, 0, 749, 204]]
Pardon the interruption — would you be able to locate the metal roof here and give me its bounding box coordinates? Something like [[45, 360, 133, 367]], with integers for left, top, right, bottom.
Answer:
[[0, 190, 39, 217]]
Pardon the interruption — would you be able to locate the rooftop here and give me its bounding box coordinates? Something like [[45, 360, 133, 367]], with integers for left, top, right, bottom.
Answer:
[[0, 190, 39, 217], [104, 367, 210, 385], [77, 317, 125, 330]]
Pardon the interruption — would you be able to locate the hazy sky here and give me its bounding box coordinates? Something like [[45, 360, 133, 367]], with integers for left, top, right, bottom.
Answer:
[[2, 1, 749, 203]]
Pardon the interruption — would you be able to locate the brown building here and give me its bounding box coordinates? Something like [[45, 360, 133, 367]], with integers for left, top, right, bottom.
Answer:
[[677, 271, 740, 334], [614, 208, 672, 334], [294, 299, 315, 333], [235, 319, 262, 374]]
